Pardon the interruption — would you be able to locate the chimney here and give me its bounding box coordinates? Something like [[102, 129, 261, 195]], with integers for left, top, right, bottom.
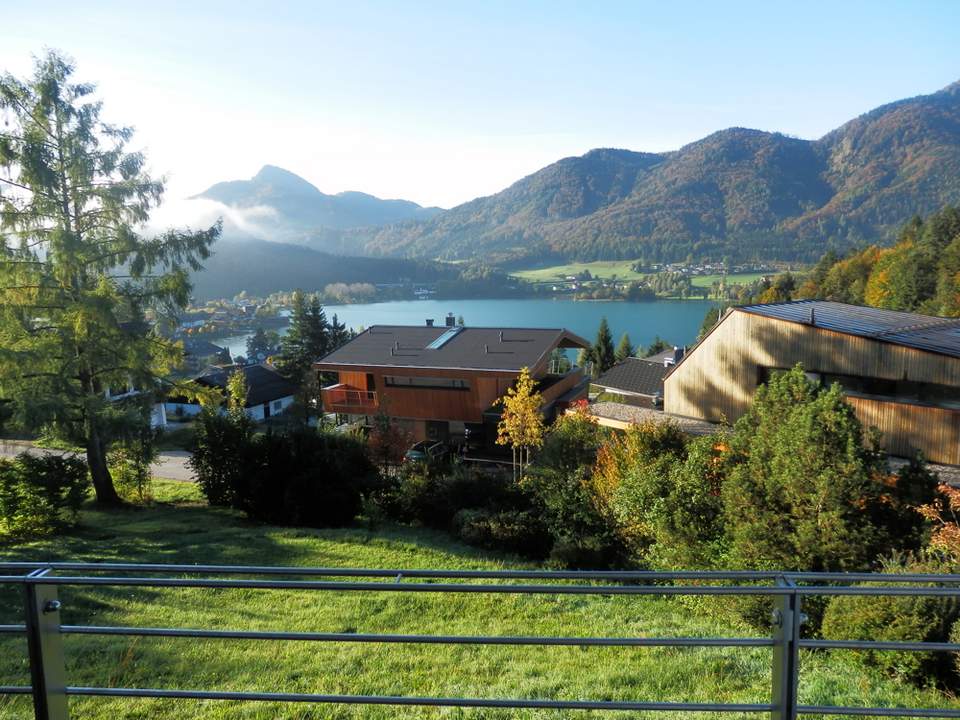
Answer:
[[390, 348, 395, 356], [809, 307, 816, 325], [499, 330, 503, 342], [673, 346, 684, 364], [426, 318, 434, 327], [484, 344, 489, 354], [445, 313, 455, 327]]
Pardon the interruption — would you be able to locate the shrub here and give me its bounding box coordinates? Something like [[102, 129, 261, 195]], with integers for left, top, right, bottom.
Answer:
[[0, 453, 88, 539], [190, 406, 255, 507], [453, 508, 551, 558], [821, 555, 960, 684], [646, 435, 729, 570], [592, 420, 688, 561], [376, 462, 530, 531], [722, 367, 888, 574], [108, 426, 157, 503], [191, 417, 374, 528]]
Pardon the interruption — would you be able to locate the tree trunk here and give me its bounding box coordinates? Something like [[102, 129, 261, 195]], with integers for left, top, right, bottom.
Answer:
[[86, 425, 122, 505]]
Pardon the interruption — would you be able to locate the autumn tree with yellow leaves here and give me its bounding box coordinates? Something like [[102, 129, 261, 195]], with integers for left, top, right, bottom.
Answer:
[[496, 367, 545, 479]]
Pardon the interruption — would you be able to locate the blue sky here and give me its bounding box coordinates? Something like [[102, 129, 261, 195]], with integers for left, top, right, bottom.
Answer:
[[4, 1, 959, 210]]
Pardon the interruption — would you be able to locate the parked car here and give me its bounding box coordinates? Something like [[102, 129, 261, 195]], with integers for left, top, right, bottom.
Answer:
[[404, 441, 447, 463]]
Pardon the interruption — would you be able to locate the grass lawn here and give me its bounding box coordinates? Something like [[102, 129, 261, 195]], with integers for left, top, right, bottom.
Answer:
[[689, 273, 767, 288], [0, 482, 954, 719], [510, 261, 647, 282]]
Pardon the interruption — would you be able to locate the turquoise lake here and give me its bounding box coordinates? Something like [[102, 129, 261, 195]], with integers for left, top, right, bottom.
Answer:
[[216, 298, 716, 359]]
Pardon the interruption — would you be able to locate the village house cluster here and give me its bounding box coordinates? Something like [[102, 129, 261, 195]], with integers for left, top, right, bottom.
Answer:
[[316, 300, 960, 467]]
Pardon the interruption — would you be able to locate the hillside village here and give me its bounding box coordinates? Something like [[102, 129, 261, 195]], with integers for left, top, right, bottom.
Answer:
[[4, 12, 960, 719]]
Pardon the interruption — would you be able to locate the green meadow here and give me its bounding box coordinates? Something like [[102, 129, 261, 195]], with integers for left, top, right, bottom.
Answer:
[[0, 482, 952, 719]]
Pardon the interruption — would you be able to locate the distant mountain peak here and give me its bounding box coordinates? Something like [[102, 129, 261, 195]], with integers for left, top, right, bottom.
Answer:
[[192, 166, 442, 243], [251, 165, 321, 195]]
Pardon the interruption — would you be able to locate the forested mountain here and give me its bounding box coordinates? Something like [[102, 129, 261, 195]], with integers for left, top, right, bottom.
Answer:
[[194, 165, 441, 248], [188, 239, 450, 300], [356, 80, 960, 264]]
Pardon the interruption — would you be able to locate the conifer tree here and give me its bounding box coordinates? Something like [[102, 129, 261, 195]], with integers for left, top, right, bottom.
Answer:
[[0, 52, 220, 503], [614, 333, 633, 363], [591, 317, 615, 376]]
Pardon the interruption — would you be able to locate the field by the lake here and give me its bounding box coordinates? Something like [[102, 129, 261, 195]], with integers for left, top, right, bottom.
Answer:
[[0, 482, 953, 719], [510, 260, 645, 282], [510, 261, 768, 288]]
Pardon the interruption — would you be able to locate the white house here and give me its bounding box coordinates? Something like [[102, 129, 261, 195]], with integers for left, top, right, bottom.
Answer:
[[165, 363, 298, 423]]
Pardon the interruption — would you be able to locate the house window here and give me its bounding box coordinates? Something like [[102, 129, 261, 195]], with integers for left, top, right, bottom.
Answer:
[[383, 376, 470, 390], [272, 400, 283, 412]]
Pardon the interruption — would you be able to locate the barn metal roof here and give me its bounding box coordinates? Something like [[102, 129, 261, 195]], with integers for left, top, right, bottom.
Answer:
[[315, 325, 590, 372], [739, 300, 960, 359]]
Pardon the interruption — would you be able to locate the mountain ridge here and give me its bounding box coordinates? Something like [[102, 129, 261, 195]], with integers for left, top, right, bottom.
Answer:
[[353, 79, 960, 263], [193, 165, 442, 245]]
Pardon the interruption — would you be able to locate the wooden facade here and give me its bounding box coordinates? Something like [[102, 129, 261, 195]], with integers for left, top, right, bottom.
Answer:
[[317, 360, 586, 443], [664, 308, 960, 465]]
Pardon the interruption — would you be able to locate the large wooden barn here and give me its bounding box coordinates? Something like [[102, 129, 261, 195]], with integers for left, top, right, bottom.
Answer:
[[664, 300, 960, 465]]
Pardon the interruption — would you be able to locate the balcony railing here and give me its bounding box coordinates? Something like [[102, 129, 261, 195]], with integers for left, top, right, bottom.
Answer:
[[2, 562, 960, 719], [321, 384, 378, 412]]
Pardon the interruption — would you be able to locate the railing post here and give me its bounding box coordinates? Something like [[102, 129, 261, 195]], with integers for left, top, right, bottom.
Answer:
[[23, 570, 68, 720], [770, 577, 800, 720]]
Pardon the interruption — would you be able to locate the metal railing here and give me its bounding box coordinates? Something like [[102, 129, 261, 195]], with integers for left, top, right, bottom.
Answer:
[[0, 563, 959, 718], [321, 385, 378, 410]]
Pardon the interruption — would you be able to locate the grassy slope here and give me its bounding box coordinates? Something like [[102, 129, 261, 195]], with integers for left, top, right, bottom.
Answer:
[[0, 482, 953, 719], [511, 261, 646, 282], [511, 261, 766, 290]]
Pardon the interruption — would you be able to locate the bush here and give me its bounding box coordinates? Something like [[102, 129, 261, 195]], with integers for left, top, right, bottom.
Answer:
[[520, 410, 623, 567], [376, 462, 530, 531], [453, 508, 551, 558], [592, 420, 689, 562], [190, 407, 255, 507], [722, 367, 888, 574], [191, 414, 374, 528], [822, 555, 960, 684], [0, 453, 88, 538], [108, 426, 157, 503]]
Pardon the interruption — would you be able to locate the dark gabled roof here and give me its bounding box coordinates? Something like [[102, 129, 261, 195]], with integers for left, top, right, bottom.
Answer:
[[315, 325, 590, 372], [738, 300, 960, 359], [595, 357, 667, 397], [196, 364, 298, 407], [639, 348, 675, 365], [182, 338, 227, 358]]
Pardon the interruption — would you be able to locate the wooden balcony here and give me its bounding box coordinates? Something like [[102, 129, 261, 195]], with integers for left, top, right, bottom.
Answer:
[[321, 384, 378, 413]]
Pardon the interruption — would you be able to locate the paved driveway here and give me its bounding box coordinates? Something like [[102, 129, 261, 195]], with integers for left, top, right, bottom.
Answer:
[[0, 440, 194, 481]]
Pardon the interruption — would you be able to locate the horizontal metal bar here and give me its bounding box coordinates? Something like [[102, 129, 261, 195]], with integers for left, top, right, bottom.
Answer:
[[66, 686, 773, 712], [31, 576, 794, 595], [0, 624, 25, 634], [801, 639, 960, 652], [798, 705, 960, 717], [0, 686, 32, 695], [0, 561, 789, 581], [62, 625, 774, 648], [795, 586, 960, 597]]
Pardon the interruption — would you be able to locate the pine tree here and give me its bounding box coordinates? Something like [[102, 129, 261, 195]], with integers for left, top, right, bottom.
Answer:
[[0, 52, 219, 504], [591, 317, 615, 376], [277, 290, 329, 382], [614, 333, 633, 363], [328, 313, 350, 349], [277, 290, 329, 422]]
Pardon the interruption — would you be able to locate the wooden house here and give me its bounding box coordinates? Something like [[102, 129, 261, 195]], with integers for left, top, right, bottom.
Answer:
[[315, 323, 590, 446], [664, 300, 960, 465]]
